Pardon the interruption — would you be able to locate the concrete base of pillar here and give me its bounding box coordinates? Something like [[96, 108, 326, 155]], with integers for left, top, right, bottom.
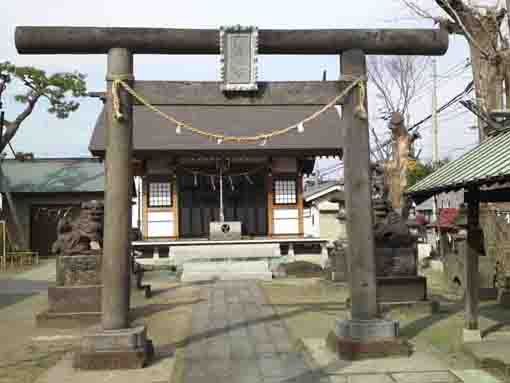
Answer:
[[331, 319, 412, 360], [74, 325, 153, 370], [462, 328, 482, 343]]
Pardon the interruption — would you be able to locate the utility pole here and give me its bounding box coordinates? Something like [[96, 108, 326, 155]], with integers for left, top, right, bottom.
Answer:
[[431, 59, 439, 249], [432, 58, 439, 167]]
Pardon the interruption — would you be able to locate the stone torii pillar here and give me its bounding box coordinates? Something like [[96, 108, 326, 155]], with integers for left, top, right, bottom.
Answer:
[[335, 50, 409, 360], [74, 49, 153, 369]]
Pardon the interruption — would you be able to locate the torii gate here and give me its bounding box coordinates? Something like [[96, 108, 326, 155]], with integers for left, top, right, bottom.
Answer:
[[15, 26, 448, 369]]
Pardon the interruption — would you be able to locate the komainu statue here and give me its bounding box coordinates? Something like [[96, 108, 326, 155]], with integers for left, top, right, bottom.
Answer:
[[52, 200, 104, 257], [374, 210, 415, 248]]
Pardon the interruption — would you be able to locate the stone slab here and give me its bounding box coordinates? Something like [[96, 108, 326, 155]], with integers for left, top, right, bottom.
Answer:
[[181, 260, 273, 282], [183, 260, 270, 272], [391, 371, 459, 382], [181, 271, 273, 282], [301, 338, 449, 375], [451, 369, 502, 383], [48, 285, 101, 313], [36, 310, 101, 328], [74, 326, 153, 370], [35, 350, 175, 383], [463, 340, 510, 372], [173, 243, 280, 265], [344, 375, 394, 383]]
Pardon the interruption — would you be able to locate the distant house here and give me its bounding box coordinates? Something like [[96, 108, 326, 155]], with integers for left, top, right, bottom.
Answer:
[[0, 158, 105, 257], [303, 181, 346, 242], [415, 190, 464, 223]]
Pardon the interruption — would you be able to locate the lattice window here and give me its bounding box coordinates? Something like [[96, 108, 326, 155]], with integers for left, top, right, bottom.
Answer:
[[148, 182, 172, 207], [274, 179, 297, 205]]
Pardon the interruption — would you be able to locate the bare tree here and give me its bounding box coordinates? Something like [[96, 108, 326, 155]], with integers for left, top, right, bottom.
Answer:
[[402, 0, 508, 140], [368, 56, 428, 215], [368, 55, 430, 162]]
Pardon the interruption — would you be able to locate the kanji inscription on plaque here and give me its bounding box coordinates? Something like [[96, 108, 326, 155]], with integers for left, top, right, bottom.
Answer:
[[220, 25, 258, 92]]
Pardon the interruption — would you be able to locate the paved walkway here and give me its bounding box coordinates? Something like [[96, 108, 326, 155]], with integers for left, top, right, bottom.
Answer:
[[182, 280, 325, 383]]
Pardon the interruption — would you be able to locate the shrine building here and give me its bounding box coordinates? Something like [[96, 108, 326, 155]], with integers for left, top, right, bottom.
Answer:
[[89, 85, 343, 244]]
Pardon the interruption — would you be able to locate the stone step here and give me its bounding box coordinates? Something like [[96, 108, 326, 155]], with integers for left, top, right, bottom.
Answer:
[[181, 260, 272, 282], [173, 243, 281, 265]]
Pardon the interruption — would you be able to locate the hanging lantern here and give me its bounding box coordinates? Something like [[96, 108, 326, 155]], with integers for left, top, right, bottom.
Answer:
[[259, 138, 267, 146], [217, 137, 223, 145], [297, 122, 305, 133], [176, 124, 182, 135]]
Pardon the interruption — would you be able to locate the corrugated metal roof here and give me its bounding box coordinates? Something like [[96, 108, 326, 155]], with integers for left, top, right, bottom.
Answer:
[[407, 128, 510, 197], [0, 158, 104, 193]]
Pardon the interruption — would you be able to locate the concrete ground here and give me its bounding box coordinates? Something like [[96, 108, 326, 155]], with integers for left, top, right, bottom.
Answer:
[[260, 272, 510, 382], [2, 262, 510, 382], [0, 260, 198, 383]]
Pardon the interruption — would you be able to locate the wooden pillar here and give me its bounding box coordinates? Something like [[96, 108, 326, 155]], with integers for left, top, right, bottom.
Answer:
[[465, 187, 480, 331], [102, 48, 133, 331], [341, 49, 378, 320]]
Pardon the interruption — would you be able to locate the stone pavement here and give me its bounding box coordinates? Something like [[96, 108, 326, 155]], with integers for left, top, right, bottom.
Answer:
[[182, 280, 326, 383], [182, 280, 502, 383]]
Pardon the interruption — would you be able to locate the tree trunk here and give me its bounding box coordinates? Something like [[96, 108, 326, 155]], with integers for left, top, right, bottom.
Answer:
[[469, 20, 501, 141]]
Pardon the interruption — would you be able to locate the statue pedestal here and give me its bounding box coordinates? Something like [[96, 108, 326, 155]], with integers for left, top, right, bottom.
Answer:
[[375, 246, 428, 303], [36, 254, 102, 328]]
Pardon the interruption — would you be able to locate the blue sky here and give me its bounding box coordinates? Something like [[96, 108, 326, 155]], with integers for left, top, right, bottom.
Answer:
[[0, 0, 480, 172]]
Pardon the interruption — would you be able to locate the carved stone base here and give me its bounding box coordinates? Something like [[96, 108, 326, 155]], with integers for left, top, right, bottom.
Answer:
[[48, 285, 101, 313], [74, 326, 153, 370], [333, 319, 412, 360], [57, 255, 101, 286]]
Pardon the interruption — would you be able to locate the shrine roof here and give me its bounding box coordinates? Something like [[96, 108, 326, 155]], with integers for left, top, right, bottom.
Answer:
[[0, 158, 104, 193], [89, 104, 344, 157]]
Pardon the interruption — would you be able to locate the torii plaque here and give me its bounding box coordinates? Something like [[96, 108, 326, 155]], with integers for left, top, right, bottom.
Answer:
[[220, 25, 258, 92]]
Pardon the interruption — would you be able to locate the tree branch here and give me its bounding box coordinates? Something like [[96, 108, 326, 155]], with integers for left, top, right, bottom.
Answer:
[[436, 0, 492, 59], [0, 96, 39, 152]]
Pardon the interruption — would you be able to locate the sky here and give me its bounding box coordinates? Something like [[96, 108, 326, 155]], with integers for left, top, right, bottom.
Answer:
[[0, 0, 483, 174]]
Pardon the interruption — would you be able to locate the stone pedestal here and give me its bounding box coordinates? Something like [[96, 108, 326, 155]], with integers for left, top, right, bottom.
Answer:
[[74, 325, 153, 370], [377, 276, 427, 303], [36, 254, 102, 328], [334, 319, 412, 360]]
